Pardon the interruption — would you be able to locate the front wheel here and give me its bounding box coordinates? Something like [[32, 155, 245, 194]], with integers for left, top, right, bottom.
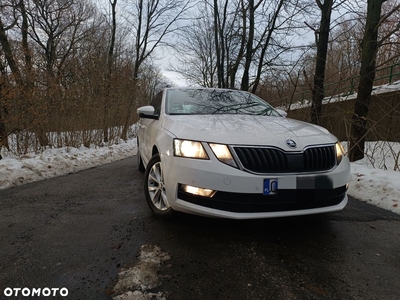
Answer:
[[144, 154, 173, 216]]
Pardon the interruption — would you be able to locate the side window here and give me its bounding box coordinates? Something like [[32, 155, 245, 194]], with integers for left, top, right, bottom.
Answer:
[[150, 91, 163, 115]]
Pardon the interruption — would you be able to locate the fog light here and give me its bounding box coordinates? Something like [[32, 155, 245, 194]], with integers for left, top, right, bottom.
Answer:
[[181, 184, 216, 198]]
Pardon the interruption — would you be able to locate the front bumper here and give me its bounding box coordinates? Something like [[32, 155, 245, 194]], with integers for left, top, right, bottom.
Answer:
[[178, 184, 347, 213], [161, 152, 350, 219]]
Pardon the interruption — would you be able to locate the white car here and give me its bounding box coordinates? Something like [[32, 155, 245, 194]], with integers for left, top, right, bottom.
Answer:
[[136, 87, 350, 219]]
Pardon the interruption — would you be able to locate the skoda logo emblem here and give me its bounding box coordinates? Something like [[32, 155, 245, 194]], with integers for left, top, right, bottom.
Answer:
[[286, 139, 297, 149]]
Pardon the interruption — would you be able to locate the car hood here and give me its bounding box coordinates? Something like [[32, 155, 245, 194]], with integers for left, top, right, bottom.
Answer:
[[162, 114, 337, 150]]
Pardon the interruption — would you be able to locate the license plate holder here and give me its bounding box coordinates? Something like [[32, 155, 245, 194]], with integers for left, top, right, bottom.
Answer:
[[263, 179, 278, 195]]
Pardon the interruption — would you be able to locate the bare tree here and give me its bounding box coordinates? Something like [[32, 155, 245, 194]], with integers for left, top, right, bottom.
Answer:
[[174, 0, 243, 88], [375, 1, 400, 67], [240, 0, 259, 91], [120, 0, 191, 140], [0, 1, 25, 151], [25, 0, 98, 145], [0, 56, 9, 155], [172, 5, 218, 87], [326, 19, 361, 86], [349, 0, 400, 161], [309, 0, 334, 125], [103, 0, 118, 143], [27, 0, 96, 77], [173, 0, 303, 91], [250, 0, 285, 93], [213, 0, 289, 91], [0, 0, 169, 154], [0, 2, 22, 84]]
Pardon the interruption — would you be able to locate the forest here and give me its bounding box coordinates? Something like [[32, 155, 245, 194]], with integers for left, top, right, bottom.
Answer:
[[0, 0, 399, 160]]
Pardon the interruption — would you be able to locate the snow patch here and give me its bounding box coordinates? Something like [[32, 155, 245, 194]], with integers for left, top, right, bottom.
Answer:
[[112, 245, 170, 300]]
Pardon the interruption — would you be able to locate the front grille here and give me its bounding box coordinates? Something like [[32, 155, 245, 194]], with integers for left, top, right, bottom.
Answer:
[[233, 145, 336, 173], [303, 146, 336, 171]]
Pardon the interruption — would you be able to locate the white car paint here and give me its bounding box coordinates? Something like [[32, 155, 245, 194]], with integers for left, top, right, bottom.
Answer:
[[137, 87, 350, 219], [161, 114, 335, 150]]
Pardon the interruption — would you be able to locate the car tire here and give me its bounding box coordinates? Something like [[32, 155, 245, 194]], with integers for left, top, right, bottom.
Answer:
[[144, 153, 173, 216], [137, 139, 145, 172]]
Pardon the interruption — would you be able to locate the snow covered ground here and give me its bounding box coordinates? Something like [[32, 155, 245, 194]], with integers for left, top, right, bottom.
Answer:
[[347, 141, 400, 214], [1, 136, 399, 215]]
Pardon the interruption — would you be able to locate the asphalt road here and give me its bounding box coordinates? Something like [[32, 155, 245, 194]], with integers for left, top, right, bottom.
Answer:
[[1, 157, 400, 300]]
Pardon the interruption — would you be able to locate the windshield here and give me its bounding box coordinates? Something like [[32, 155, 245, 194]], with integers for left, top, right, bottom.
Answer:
[[165, 89, 281, 116]]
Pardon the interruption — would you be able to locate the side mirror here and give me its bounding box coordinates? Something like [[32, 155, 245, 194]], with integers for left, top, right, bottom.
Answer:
[[276, 108, 287, 118], [137, 106, 158, 120]]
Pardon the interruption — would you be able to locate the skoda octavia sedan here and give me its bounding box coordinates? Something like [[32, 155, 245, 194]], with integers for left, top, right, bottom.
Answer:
[[136, 87, 350, 219]]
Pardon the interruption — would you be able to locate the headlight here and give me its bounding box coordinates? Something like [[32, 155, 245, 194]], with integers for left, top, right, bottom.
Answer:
[[335, 142, 346, 164], [209, 143, 237, 167], [174, 139, 208, 159]]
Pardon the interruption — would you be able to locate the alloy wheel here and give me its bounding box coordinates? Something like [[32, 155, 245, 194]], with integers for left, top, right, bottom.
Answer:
[[147, 161, 170, 211]]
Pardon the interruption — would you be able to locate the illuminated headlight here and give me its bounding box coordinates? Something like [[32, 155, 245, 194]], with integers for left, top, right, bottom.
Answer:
[[174, 139, 208, 159], [335, 142, 346, 164], [181, 184, 216, 198], [209, 143, 237, 167]]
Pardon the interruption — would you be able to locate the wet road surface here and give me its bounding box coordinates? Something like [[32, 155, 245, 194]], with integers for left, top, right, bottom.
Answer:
[[1, 157, 400, 299]]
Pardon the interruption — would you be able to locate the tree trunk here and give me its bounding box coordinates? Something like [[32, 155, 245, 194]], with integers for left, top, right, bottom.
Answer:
[[241, 0, 255, 91], [310, 0, 333, 125], [20, 0, 32, 73], [228, 2, 246, 88], [104, 0, 117, 143], [120, 97, 134, 141], [0, 85, 9, 156], [0, 19, 22, 86], [251, 0, 284, 94], [121, 80, 137, 141], [36, 126, 49, 147], [213, 0, 223, 88], [349, 0, 386, 162]]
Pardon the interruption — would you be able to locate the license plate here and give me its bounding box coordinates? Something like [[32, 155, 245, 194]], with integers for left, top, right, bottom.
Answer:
[[264, 179, 278, 195]]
